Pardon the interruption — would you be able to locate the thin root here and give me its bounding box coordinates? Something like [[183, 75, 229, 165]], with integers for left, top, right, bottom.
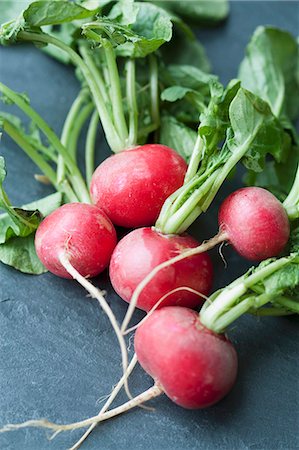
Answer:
[[0, 384, 163, 437], [59, 253, 132, 400], [69, 353, 138, 450]]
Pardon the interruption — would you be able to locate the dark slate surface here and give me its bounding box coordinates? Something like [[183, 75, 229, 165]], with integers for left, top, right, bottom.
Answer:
[[0, 2, 299, 450]]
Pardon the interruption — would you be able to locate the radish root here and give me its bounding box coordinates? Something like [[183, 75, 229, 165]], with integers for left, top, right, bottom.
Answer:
[[69, 353, 138, 450], [0, 383, 163, 435], [59, 253, 132, 399]]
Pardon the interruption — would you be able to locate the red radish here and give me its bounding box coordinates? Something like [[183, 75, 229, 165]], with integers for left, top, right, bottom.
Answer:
[[110, 227, 213, 312], [135, 306, 238, 408], [90, 144, 187, 228], [218, 187, 290, 261], [35, 203, 117, 278]]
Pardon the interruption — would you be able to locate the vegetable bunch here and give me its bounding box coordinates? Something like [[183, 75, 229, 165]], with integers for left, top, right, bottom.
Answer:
[[0, 1, 298, 449]]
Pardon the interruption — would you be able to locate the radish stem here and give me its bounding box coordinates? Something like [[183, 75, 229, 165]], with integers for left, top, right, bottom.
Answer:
[[85, 110, 99, 186]]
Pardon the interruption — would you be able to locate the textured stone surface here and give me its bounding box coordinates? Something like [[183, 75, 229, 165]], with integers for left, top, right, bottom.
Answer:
[[0, 2, 298, 449]]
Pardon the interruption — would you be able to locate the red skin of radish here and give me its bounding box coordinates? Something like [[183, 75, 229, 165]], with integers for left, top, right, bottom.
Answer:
[[35, 203, 117, 279], [109, 227, 213, 312], [90, 144, 187, 228], [135, 307, 238, 409], [219, 187, 290, 261]]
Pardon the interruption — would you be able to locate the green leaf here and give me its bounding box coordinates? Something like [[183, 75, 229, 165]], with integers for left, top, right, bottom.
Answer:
[[0, 234, 47, 274], [163, 64, 215, 90], [108, 0, 139, 26], [0, 155, 6, 182], [83, 2, 173, 57], [23, 0, 98, 26], [21, 191, 62, 216], [161, 85, 199, 102], [239, 26, 299, 121], [0, 157, 42, 242], [0, 192, 62, 244], [228, 88, 291, 172], [263, 263, 299, 297], [199, 79, 240, 153], [159, 115, 197, 162]]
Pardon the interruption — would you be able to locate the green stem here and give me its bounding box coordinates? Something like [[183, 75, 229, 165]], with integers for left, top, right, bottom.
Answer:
[[283, 162, 299, 220], [85, 109, 99, 186], [200, 257, 292, 332], [79, 45, 110, 106], [67, 102, 94, 161], [0, 81, 90, 203], [3, 121, 57, 187], [156, 169, 219, 234], [184, 135, 204, 183], [101, 38, 128, 147], [58, 89, 90, 185], [18, 31, 122, 152], [200, 143, 249, 212], [274, 296, 299, 313], [3, 121, 78, 202], [214, 293, 275, 332], [149, 54, 160, 131], [126, 59, 138, 146], [158, 136, 254, 234]]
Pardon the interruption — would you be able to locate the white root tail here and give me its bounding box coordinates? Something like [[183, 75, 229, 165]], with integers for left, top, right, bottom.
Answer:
[[59, 253, 131, 399], [69, 353, 138, 450], [0, 384, 163, 435]]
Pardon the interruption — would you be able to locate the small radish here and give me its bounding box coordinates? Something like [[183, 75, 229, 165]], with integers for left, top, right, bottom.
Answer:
[[218, 187, 290, 261], [90, 144, 187, 228], [109, 227, 213, 312], [35, 203, 117, 279], [135, 306, 238, 408]]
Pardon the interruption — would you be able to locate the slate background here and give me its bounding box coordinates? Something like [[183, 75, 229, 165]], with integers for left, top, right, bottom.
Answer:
[[0, 1, 298, 449]]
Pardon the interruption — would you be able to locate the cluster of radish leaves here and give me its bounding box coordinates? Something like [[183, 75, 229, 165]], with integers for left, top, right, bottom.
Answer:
[[0, 0, 209, 273]]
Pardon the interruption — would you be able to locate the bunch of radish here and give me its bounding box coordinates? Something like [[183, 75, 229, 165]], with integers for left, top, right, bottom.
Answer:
[[0, 2, 299, 448]]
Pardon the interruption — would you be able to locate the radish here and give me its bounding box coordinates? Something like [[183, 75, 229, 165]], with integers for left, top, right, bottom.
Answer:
[[90, 144, 187, 228], [35, 203, 117, 279], [218, 187, 290, 261], [109, 227, 213, 312], [134, 307, 238, 408]]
